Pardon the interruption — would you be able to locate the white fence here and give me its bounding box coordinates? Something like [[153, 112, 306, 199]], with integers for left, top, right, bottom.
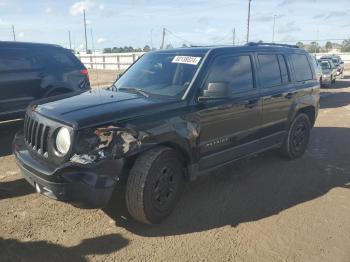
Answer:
[[77, 52, 145, 70]]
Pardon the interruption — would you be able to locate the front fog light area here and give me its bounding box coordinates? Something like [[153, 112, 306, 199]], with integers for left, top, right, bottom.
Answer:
[[56, 127, 71, 155]]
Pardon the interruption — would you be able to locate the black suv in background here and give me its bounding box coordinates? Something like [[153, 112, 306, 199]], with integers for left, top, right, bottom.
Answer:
[[14, 43, 320, 224], [0, 42, 90, 121]]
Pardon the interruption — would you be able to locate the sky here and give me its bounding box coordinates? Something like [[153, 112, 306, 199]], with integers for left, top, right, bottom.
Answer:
[[0, 0, 349, 51]]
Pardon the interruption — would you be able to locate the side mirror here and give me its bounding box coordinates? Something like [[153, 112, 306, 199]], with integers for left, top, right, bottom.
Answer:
[[340, 61, 344, 64], [198, 82, 231, 102]]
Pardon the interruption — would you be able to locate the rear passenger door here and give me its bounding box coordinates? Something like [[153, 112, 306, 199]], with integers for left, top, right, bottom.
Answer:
[[258, 53, 294, 142], [0, 48, 43, 115], [197, 54, 262, 171]]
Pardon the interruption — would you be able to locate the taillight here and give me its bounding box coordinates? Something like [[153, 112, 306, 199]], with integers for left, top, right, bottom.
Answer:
[[80, 69, 89, 79]]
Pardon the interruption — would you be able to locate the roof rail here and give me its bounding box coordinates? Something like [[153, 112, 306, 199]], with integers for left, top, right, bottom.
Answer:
[[245, 42, 299, 48]]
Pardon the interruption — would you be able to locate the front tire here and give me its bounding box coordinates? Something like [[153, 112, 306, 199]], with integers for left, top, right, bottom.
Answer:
[[331, 76, 336, 84], [126, 147, 185, 224], [281, 113, 311, 159]]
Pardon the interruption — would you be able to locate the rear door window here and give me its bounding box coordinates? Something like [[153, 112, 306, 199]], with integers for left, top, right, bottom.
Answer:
[[258, 54, 282, 88], [206, 55, 254, 93], [0, 48, 38, 71], [291, 54, 313, 82]]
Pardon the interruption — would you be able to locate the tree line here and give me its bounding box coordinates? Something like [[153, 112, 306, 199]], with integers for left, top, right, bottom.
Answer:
[[103, 45, 154, 53], [101, 40, 350, 53], [296, 39, 350, 53]]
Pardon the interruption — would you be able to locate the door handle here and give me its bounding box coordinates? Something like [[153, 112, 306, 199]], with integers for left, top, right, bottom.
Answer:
[[285, 92, 295, 99], [38, 72, 47, 78], [245, 99, 259, 109]]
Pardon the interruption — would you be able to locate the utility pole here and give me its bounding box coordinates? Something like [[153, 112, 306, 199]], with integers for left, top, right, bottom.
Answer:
[[12, 25, 16, 41], [83, 9, 88, 53], [90, 28, 95, 54], [246, 0, 252, 43], [272, 15, 277, 43], [232, 28, 236, 45], [68, 31, 72, 50], [150, 29, 154, 50], [314, 28, 319, 54], [161, 28, 166, 49]]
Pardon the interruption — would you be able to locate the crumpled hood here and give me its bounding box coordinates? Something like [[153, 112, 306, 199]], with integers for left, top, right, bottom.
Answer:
[[34, 89, 175, 129]]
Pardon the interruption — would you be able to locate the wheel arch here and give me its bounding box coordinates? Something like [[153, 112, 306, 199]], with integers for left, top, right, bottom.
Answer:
[[42, 84, 73, 98]]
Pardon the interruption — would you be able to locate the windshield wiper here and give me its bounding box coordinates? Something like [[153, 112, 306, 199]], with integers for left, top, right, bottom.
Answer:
[[118, 87, 150, 98]]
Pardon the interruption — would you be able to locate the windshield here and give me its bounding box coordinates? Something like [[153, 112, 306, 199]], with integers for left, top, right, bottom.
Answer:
[[321, 61, 331, 70], [114, 52, 204, 99]]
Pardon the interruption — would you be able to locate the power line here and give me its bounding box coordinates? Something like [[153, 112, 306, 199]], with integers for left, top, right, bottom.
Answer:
[[279, 38, 347, 43], [165, 29, 193, 45], [164, 28, 236, 46]]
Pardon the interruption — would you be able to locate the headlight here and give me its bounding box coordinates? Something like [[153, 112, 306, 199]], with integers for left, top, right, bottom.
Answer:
[[55, 127, 71, 155]]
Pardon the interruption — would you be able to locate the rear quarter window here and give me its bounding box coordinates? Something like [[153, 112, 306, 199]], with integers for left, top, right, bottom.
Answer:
[[291, 54, 313, 82], [47, 48, 81, 68]]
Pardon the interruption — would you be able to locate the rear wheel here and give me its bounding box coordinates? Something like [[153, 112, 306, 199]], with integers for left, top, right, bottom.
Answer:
[[126, 147, 185, 224], [280, 113, 311, 159]]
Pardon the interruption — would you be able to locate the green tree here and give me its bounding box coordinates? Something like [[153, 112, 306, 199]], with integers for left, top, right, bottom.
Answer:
[[103, 48, 112, 53], [143, 45, 151, 52], [341, 39, 350, 52], [296, 42, 304, 48], [306, 42, 320, 53], [325, 41, 333, 51]]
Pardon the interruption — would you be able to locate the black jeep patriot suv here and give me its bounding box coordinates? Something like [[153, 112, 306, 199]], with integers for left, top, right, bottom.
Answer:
[[0, 41, 90, 121], [13, 43, 320, 224]]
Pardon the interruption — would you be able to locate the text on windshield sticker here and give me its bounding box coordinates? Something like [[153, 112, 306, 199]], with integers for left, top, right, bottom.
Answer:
[[172, 56, 201, 65]]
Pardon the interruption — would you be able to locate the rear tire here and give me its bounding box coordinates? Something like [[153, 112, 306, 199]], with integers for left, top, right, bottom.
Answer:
[[280, 113, 311, 159], [126, 147, 185, 224]]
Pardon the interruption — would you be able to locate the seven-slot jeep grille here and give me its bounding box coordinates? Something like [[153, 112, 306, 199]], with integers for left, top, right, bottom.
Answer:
[[24, 114, 51, 157]]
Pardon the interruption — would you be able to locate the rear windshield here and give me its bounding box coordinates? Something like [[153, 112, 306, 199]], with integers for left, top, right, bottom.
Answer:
[[42, 48, 81, 68], [321, 61, 331, 70]]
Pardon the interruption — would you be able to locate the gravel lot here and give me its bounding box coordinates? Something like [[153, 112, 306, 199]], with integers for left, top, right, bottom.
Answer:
[[0, 72, 350, 262]]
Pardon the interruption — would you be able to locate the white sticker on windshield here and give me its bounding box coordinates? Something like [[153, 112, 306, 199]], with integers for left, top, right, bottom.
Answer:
[[172, 56, 201, 65]]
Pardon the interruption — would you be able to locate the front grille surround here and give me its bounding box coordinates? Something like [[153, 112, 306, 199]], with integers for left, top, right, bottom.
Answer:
[[23, 111, 74, 164]]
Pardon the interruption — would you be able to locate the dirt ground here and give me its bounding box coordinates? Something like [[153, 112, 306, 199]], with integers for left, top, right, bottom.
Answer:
[[88, 69, 120, 88], [1, 73, 350, 262]]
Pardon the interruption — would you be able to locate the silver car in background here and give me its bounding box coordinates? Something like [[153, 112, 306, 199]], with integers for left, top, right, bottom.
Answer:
[[321, 55, 345, 79], [319, 60, 337, 87]]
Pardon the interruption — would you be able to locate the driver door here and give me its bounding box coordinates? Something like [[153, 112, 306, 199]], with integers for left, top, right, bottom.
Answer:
[[197, 54, 262, 172]]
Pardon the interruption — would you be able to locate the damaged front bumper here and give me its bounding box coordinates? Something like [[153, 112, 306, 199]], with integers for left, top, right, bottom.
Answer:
[[13, 132, 125, 207]]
